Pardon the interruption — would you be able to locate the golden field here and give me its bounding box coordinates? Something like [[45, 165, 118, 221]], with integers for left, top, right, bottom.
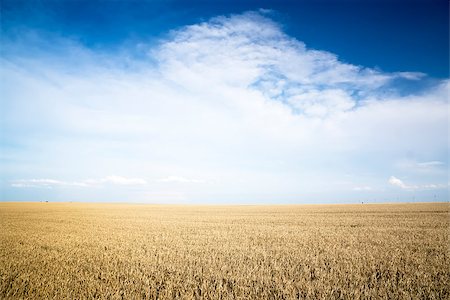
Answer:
[[0, 202, 449, 299]]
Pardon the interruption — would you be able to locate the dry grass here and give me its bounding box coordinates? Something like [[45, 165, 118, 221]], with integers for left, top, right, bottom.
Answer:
[[0, 202, 449, 299]]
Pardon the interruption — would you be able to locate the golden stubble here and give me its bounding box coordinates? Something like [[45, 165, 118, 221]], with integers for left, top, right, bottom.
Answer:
[[0, 202, 449, 299]]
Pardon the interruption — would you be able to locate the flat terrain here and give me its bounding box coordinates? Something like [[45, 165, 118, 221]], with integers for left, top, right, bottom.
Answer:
[[0, 202, 449, 299]]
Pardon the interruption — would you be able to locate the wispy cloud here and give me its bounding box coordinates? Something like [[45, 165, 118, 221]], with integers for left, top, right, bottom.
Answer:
[[1, 11, 448, 203], [10, 179, 85, 188], [11, 176, 147, 188], [394, 72, 426, 80], [394, 160, 446, 176], [388, 176, 447, 191], [155, 11, 411, 119], [417, 161, 444, 168], [389, 176, 411, 189]]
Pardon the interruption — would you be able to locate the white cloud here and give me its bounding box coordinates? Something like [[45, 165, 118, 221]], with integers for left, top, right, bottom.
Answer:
[[389, 176, 411, 189], [388, 176, 447, 191], [11, 176, 147, 188], [154, 11, 402, 117], [394, 72, 426, 80], [394, 160, 446, 176], [417, 161, 444, 168], [287, 89, 355, 117], [2, 11, 449, 203], [10, 179, 67, 188]]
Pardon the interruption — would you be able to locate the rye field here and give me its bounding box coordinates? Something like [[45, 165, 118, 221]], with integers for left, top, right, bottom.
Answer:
[[0, 202, 449, 299]]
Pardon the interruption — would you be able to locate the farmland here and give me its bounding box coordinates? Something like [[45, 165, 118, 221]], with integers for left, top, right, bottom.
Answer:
[[0, 202, 449, 299]]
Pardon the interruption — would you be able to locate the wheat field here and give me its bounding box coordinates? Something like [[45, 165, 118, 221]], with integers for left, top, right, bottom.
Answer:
[[0, 202, 449, 299]]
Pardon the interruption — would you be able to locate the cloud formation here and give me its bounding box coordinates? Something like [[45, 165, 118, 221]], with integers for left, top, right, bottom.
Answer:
[[1, 11, 448, 203], [388, 176, 447, 191], [155, 12, 411, 118], [11, 176, 147, 188], [388, 176, 410, 189], [417, 161, 444, 168]]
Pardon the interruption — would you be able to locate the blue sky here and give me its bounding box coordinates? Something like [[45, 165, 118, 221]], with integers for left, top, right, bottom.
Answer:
[[1, 0, 448, 203]]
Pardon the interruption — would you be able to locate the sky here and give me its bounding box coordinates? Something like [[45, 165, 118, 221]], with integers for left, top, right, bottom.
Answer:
[[1, 0, 448, 204]]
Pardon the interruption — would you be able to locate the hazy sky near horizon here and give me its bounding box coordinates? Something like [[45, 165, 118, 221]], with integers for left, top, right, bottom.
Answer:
[[1, 0, 448, 203]]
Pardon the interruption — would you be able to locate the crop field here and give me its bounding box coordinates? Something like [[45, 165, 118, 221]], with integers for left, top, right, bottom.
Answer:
[[0, 202, 449, 299]]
